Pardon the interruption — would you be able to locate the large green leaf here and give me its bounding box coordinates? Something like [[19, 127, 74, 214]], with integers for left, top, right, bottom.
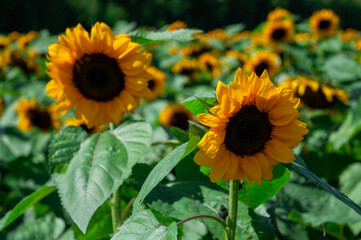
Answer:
[[238, 164, 290, 208], [111, 210, 178, 240], [287, 160, 361, 216], [322, 54, 361, 83], [48, 126, 88, 174], [54, 122, 152, 233], [0, 183, 56, 231], [130, 29, 202, 44], [146, 182, 274, 240]]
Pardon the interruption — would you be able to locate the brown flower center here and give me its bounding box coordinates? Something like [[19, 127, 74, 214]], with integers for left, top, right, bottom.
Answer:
[[27, 108, 52, 130], [271, 28, 286, 41], [148, 79, 156, 91], [255, 61, 269, 77], [299, 86, 333, 109], [224, 105, 273, 157], [318, 20, 331, 30], [73, 54, 125, 102], [170, 111, 191, 131]]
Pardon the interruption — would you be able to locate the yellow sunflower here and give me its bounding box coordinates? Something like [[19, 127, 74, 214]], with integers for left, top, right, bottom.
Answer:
[[194, 68, 308, 184], [180, 44, 209, 58], [65, 118, 104, 134], [199, 28, 228, 45], [1, 48, 39, 74], [159, 103, 195, 131], [340, 28, 358, 42], [244, 51, 280, 77], [230, 31, 250, 42], [172, 58, 199, 79], [267, 7, 291, 22], [279, 76, 349, 109], [17, 31, 39, 50], [294, 33, 312, 43], [46, 22, 152, 128], [15, 99, 61, 132], [168, 21, 187, 31], [198, 52, 221, 77], [310, 9, 339, 38], [8, 31, 20, 42], [0, 36, 11, 51], [146, 66, 166, 101], [263, 20, 294, 45]]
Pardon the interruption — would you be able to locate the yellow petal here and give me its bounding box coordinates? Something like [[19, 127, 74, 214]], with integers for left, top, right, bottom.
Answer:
[[265, 139, 295, 163]]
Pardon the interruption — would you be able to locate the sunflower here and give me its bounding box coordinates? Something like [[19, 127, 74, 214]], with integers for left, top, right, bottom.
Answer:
[[199, 29, 228, 45], [172, 58, 199, 79], [267, 7, 291, 22], [146, 66, 166, 101], [263, 20, 294, 45], [310, 9, 339, 38], [356, 39, 361, 51], [340, 28, 358, 42], [1, 48, 39, 74], [198, 52, 221, 77], [65, 118, 104, 134], [17, 31, 39, 50], [279, 76, 349, 109], [294, 33, 311, 43], [159, 103, 195, 131], [0, 36, 11, 51], [46, 22, 152, 128], [194, 68, 308, 184], [244, 51, 280, 77], [168, 21, 187, 31], [230, 31, 250, 42], [180, 44, 209, 58], [15, 99, 61, 132]]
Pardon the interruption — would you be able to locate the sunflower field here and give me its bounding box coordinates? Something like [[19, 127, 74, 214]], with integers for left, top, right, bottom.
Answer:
[[1, 6, 361, 240]]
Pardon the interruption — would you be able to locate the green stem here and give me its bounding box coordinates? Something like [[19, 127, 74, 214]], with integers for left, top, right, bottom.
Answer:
[[119, 195, 138, 226], [227, 180, 239, 240], [177, 214, 228, 240], [111, 186, 122, 233]]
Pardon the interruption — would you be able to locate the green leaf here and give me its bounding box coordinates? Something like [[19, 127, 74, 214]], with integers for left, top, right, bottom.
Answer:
[[146, 182, 274, 240], [111, 209, 177, 240], [5, 214, 66, 240], [132, 143, 187, 215], [224, 23, 245, 35], [183, 98, 216, 116], [0, 183, 56, 231], [48, 126, 88, 174], [287, 160, 361, 216], [0, 127, 31, 162], [55, 122, 152, 233], [238, 164, 290, 208], [317, 37, 342, 53], [130, 29, 202, 44], [322, 54, 361, 83], [54, 132, 129, 233]]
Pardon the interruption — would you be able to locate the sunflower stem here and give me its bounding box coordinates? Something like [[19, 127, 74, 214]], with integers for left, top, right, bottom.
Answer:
[[111, 186, 122, 233], [227, 180, 239, 240]]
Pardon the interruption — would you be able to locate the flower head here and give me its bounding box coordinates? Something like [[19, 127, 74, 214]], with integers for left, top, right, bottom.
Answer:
[[194, 68, 308, 184], [159, 103, 195, 131], [46, 22, 152, 128], [310, 9, 339, 38], [15, 99, 61, 132], [145, 66, 166, 101], [244, 51, 280, 77]]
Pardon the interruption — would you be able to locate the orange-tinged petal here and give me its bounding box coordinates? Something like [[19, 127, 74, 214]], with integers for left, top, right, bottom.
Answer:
[[197, 113, 225, 128], [265, 139, 295, 163]]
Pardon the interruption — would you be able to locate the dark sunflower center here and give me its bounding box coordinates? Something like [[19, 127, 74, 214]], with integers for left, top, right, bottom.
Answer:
[[72, 54, 125, 102], [318, 20, 331, 30], [10, 52, 30, 73], [224, 105, 273, 157], [206, 62, 213, 72], [170, 111, 190, 131], [299, 86, 333, 109], [148, 79, 156, 91], [255, 61, 269, 77], [27, 108, 52, 130], [271, 28, 286, 41]]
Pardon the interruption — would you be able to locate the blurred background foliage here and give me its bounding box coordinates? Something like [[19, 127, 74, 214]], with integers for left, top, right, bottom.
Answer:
[[2, 0, 361, 34]]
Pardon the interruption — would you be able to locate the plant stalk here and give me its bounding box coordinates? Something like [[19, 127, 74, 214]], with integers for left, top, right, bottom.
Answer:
[[111, 186, 122, 233], [227, 180, 239, 240]]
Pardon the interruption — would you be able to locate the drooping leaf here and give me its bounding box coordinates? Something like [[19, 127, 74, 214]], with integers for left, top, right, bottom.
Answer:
[[130, 29, 202, 44], [287, 160, 361, 216], [322, 54, 361, 83], [48, 126, 88, 174], [0, 127, 31, 162], [111, 209, 177, 240], [0, 183, 56, 231]]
